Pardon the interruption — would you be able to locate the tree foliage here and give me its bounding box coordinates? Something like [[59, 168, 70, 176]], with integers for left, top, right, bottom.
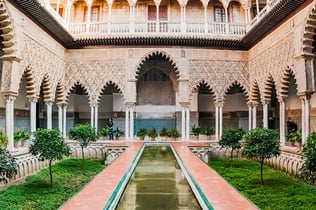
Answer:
[[30, 129, 70, 186], [300, 132, 316, 184], [0, 148, 17, 184], [219, 128, 245, 161], [68, 124, 98, 163], [242, 128, 279, 184]]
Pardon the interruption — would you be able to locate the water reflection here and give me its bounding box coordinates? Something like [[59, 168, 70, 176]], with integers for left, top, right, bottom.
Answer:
[[116, 145, 201, 210]]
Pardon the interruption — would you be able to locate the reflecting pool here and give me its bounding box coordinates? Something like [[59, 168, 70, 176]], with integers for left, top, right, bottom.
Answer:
[[116, 145, 202, 210]]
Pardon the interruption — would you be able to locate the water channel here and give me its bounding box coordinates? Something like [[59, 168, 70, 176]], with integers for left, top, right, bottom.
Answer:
[[116, 145, 202, 210]]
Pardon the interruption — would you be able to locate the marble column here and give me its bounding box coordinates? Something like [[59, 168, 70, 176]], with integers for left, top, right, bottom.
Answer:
[[5, 95, 15, 151], [46, 101, 53, 129], [29, 97, 38, 140], [279, 100, 286, 145], [185, 106, 190, 141], [181, 107, 185, 141], [252, 103, 257, 129], [90, 106, 94, 128], [248, 103, 252, 131], [262, 102, 268, 128], [58, 104, 63, 134], [129, 106, 134, 140], [125, 107, 130, 141], [63, 105, 67, 139], [215, 106, 219, 141]]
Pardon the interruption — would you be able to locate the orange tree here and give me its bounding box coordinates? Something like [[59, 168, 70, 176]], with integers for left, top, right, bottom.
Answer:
[[242, 128, 279, 184]]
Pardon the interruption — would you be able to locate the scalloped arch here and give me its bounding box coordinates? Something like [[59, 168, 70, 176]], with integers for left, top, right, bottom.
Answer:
[[55, 81, 65, 104], [65, 81, 90, 103], [0, 1, 16, 56], [97, 81, 124, 103], [191, 79, 217, 101], [40, 74, 52, 102], [262, 74, 276, 103], [301, 1, 316, 57], [20, 65, 36, 98], [136, 50, 180, 79], [250, 80, 260, 103], [223, 80, 249, 102], [279, 66, 298, 99]]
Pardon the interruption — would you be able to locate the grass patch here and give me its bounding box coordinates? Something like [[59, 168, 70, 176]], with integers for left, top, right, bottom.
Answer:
[[209, 157, 316, 210], [0, 158, 105, 210]]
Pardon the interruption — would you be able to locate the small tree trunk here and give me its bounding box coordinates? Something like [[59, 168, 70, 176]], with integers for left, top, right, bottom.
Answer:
[[81, 146, 85, 165], [49, 159, 53, 187], [260, 158, 264, 184], [230, 149, 234, 167]]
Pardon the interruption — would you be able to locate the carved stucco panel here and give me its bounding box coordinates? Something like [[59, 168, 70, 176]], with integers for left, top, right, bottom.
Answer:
[[249, 33, 296, 102], [189, 60, 249, 103], [19, 35, 65, 100], [65, 60, 126, 105]]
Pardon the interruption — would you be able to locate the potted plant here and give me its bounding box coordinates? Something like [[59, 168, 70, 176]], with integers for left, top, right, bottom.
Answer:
[[114, 127, 124, 140], [14, 129, 30, 147], [136, 128, 148, 140], [168, 128, 180, 141], [148, 128, 158, 141], [159, 128, 169, 141], [288, 130, 302, 148], [191, 124, 200, 140], [100, 127, 110, 140], [204, 127, 215, 140], [288, 130, 301, 148]]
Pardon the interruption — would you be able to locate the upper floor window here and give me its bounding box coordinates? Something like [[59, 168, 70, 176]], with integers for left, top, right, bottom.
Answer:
[[84, 6, 100, 22], [214, 6, 225, 22]]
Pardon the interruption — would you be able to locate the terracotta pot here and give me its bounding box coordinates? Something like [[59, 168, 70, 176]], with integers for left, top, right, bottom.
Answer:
[[289, 140, 295, 147]]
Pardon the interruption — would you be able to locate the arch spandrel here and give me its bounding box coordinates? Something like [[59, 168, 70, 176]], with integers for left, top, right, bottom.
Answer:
[[189, 59, 249, 103], [66, 60, 126, 105]]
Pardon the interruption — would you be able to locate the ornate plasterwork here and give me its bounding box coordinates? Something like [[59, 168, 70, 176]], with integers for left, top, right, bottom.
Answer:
[[249, 33, 297, 103], [189, 59, 249, 103], [18, 35, 66, 101], [64, 60, 126, 105]]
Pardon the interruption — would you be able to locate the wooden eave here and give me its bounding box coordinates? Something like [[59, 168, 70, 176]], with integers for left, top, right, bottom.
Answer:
[[7, 0, 311, 50]]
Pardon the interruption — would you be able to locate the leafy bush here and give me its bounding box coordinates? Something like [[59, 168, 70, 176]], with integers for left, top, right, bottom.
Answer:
[[300, 132, 316, 184], [219, 128, 245, 161], [243, 128, 279, 184], [0, 148, 17, 184], [0, 131, 8, 149]]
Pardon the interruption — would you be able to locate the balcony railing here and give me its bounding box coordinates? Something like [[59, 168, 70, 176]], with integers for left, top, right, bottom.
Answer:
[[69, 21, 246, 37]]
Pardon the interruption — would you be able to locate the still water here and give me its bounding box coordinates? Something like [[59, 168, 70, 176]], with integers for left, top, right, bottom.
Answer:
[[116, 145, 202, 210]]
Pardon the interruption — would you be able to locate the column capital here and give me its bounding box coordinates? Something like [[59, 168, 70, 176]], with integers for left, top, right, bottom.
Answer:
[[3, 94, 17, 101], [297, 91, 313, 101], [179, 102, 190, 107], [45, 101, 54, 107], [125, 102, 135, 108], [28, 96, 39, 103]]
